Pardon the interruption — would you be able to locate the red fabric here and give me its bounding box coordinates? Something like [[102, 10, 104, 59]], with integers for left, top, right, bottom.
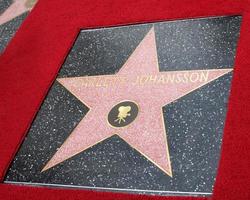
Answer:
[[0, 0, 250, 199]]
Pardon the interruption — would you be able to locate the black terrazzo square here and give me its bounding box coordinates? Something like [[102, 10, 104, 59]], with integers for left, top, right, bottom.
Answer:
[[4, 15, 242, 197]]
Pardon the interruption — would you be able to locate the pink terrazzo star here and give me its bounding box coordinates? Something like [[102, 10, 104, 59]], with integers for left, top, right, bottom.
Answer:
[[42, 27, 232, 176]]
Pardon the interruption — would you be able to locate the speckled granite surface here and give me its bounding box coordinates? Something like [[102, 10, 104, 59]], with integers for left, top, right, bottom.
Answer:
[[0, 0, 12, 14], [0, 12, 28, 52], [0, 0, 35, 52]]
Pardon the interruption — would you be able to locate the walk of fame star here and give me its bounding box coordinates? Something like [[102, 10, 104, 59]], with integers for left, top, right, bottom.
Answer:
[[42, 27, 232, 176]]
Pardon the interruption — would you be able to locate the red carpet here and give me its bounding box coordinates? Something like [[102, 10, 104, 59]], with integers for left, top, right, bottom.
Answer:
[[0, 0, 250, 199]]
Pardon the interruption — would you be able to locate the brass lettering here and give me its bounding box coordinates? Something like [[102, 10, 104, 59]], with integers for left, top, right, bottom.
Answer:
[[157, 75, 165, 84], [149, 75, 158, 83], [200, 71, 209, 82], [190, 72, 199, 82]]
